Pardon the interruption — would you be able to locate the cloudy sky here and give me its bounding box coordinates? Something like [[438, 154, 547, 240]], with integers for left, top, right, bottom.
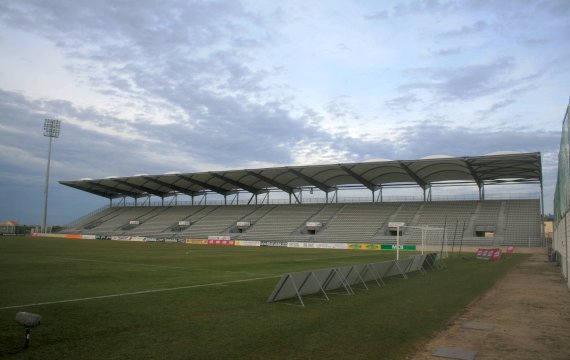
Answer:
[[0, 0, 568, 225]]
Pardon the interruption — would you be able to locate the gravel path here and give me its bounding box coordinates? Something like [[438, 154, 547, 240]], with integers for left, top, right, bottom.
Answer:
[[410, 253, 570, 360]]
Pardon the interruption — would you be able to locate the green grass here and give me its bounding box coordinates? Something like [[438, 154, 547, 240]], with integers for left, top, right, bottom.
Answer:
[[0, 236, 527, 359]]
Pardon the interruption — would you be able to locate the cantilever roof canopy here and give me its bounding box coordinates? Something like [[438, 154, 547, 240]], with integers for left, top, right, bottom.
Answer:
[[60, 152, 542, 202]]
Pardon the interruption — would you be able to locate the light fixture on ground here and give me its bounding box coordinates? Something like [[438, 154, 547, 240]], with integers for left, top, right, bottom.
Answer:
[[15, 311, 42, 348], [42, 119, 61, 233]]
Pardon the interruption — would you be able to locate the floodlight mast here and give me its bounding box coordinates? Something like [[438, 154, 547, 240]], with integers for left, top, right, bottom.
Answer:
[[42, 119, 61, 233]]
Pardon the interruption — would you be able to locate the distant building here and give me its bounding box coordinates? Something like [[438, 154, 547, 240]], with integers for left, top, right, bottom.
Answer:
[[0, 221, 27, 235], [544, 219, 553, 241]]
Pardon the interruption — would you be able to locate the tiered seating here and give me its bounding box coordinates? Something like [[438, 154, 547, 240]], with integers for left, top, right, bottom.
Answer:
[[63, 200, 543, 247], [388, 202, 422, 234], [503, 200, 542, 246], [317, 203, 399, 242], [457, 200, 504, 246], [180, 205, 258, 238], [404, 201, 477, 245], [81, 206, 161, 235], [475, 200, 502, 226], [129, 206, 205, 236], [239, 204, 322, 242], [65, 207, 119, 232], [413, 201, 476, 228], [306, 203, 344, 226]]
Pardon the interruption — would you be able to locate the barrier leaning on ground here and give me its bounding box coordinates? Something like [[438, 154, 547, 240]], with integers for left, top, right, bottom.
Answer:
[[267, 253, 440, 307]]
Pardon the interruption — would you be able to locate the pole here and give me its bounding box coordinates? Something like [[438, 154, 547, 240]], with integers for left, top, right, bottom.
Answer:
[[421, 228, 425, 255], [41, 136, 53, 233], [458, 220, 466, 257], [25, 327, 30, 348], [439, 217, 447, 260], [396, 225, 400, 260]]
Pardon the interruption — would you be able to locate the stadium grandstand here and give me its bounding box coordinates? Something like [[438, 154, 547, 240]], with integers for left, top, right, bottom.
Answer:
[[58, 152, 544, 248], [553, 101, 570, 290]]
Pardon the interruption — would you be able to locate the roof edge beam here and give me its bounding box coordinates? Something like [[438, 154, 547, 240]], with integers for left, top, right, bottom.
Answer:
[[398, 161, 427, 189], [113, 179, 169, 198], [89, 181, 142, 198], [142, 176, 204, 197], [246, 171, 296, 194], [339, 165, 380, 191], [178, 175, 229, 195], [288, 168, 334, 193], [463, 158, 483, 188], [59, 181, 118, 199], [210, 173, 263, 194]]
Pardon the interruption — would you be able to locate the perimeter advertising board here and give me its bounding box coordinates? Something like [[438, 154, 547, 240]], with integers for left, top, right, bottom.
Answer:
[[347, 243, 417, 251], [207, 239, 235, 246], [186, 239, 208, 245], [476, 248, 502, 261], [287, 242, 348, 250], [234, 240, 261, 247], [260, 241, 288, 247]]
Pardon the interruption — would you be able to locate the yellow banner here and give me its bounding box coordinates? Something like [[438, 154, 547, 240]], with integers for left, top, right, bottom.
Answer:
[[347, 243, 382, 251], [185, 239, 208, 245]]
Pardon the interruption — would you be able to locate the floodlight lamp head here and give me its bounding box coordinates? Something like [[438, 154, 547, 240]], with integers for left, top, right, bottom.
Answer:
[[43, 119, 61, 138]]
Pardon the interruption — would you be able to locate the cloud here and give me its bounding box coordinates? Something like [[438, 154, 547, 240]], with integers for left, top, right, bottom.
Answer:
[[385, 94, 420, 111], [438, 20, 489, 37], [389, 118, 560, 207], [426, 47, 463, 57], [365, 0, 455, 19], [477, 98, 517, 117], [392, 120, 559, 158], [399, 57, 544, 101], [0, 1, 567, 224]]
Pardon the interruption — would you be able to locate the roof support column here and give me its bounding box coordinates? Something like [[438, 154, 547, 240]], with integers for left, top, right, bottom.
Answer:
[[423, 186, 433, 202], [292, 190, 301, 204], [373, 188, 382, 202]]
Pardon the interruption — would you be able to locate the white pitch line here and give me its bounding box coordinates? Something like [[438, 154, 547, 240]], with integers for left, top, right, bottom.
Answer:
[[0, 275, 279, 311]]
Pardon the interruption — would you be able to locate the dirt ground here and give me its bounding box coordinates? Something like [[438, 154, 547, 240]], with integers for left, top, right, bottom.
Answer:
[[410, 253, 570, 360]]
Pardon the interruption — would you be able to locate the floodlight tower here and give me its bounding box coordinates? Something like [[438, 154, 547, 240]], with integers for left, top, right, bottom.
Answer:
[[42, 119, 61, 233]]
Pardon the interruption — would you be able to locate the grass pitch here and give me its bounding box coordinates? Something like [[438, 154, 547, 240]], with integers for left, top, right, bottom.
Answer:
[[0, 236, 526, 359]]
